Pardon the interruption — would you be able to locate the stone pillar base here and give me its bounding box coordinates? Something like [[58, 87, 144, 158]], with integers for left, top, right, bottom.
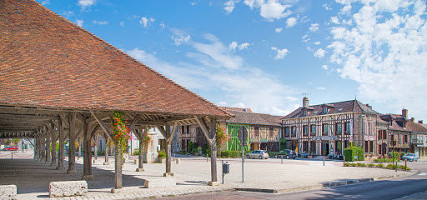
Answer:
[[56, 166, 65, 170], [67, 169, 76, 174], [50, 162, 56, 167], [208, 181, 219, 186], [163, 172, 174, 177], [103, 162, 110, 165], [81, 175, 94, 181], [111, 188, 124, 193], [136, 168, 144, 172], [93, 159, 96, 164], [133, 160, 137, 165]]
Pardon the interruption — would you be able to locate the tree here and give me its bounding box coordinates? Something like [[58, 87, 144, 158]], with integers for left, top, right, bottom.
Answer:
[[216, 123, 229, 157]]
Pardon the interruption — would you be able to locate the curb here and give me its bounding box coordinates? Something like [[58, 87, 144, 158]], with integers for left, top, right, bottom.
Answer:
[[233, 171, 417, 194]]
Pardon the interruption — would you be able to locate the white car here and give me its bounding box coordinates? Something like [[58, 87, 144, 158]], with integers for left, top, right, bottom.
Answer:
[[402, 153, 418, 162], [247, 150, 269, 159]]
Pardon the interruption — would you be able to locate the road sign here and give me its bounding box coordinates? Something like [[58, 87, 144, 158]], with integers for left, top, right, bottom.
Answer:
[[238, 126, 248, 146]]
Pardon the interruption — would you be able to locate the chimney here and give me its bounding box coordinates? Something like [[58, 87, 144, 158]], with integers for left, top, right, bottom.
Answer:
[[402, 108, 408, 119], [419, 120, 424, 124], [411, 117, 415, 122], [303, 97, 309, 108], [366, 104, 372, 109]]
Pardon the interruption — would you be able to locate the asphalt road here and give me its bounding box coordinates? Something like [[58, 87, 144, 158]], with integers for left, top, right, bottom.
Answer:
[[154, 161, 427, 200]]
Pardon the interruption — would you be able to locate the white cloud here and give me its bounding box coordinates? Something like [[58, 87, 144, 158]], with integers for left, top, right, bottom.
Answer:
[[224, 0, 240, 14], [92, 20, 108, 25], [77, 0, 96, 9], [322, 65, 329, 70], [309, 23, 319, 32], [328, 0, 427, 120], [314, 48, 326, 58], [160, 22, 165, 29], [191, 34, 244, 70], [323, 3, 332, 11], [286, 17, 297, 28], [229, 41, 251, 51], [120, 21, 125, 27], [139, 17, 155, 28], [271, 47, 289, 60], [314, 41, 320, 45], [75, 19, 84, 27], [331, 16, 339, 24], [317, 86, 326, 90], [170, 28, 191, 46], [242, 0, 293, 21], [275, 27, 283, 33], [126, 34, 298, 116]]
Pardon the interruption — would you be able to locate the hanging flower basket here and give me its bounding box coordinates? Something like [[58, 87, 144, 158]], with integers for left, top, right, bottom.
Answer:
[[111, 112, 131, 160]]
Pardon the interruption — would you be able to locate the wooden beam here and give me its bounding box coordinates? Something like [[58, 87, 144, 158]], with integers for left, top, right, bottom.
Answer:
[[90, 110, 112, 140], [194, 117, 212, 145]]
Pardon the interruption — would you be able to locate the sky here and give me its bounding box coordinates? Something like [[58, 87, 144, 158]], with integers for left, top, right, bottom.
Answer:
[[37, 0, 427, 121]]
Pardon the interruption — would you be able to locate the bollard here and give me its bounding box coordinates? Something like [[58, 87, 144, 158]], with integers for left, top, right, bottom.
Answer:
[[323, 156, 325, 166], [281, 155, 283, 164], [395, 161, 398, 172], [343, 155, 346, 167]]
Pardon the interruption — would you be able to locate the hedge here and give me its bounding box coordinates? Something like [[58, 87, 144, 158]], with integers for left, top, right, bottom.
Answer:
[[344, 146, 364, 161]]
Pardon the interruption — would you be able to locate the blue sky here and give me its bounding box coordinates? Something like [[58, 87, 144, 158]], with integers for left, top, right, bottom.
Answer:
[[37, 0, 427, 121]]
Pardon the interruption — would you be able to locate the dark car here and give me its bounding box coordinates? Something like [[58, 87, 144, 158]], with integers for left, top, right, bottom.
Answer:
[[279, 149, 296, 159]]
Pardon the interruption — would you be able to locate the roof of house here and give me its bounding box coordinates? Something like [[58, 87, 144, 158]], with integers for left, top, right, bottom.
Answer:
[[282, 100, 378, 119], [380, 114, 427, 133], [0, 0, 230, 118], [222, 108, 282, 126]]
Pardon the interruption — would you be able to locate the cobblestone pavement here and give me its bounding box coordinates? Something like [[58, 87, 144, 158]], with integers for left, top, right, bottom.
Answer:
[[0, 152, 415, 199]]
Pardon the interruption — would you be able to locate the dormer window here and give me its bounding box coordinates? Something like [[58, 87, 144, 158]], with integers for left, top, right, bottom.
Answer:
[[323, 107, 328, 114], [303, 109, 308, 116]]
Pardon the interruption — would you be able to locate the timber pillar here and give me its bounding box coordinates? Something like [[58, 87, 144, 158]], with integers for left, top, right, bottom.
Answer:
[[45, 129, 51, 164], [67, 113, 77, 174], [57, 119, 65, 170], [50, 127, 57, 167], [208, 118, 218, 186], [104, 135, 110, 165], [82, 121, 93, 181]]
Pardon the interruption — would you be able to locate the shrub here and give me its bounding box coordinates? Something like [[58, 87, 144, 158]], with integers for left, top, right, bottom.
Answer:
[[356, 163, 367, 167], [373, 158, 394, 163], [344, 163, 351, 167], [350, 163, 357, 167], [377, 163, 384, 168], [367, 164, 375, 168], [221, 151, 242, 158], [157, 150, 166, 159], [386, 164, 396, 170], [344, 146, 364, 161], [132, 149, 140, 156]]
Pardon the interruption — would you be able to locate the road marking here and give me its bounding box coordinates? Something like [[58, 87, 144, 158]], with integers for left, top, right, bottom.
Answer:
[[418, 173, 427, 176]]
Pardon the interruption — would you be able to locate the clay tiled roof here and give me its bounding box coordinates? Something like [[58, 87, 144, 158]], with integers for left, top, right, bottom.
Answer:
[[282, 100, 378, 119], [223, 108, 282, 126], [0, 0, 230, 118]]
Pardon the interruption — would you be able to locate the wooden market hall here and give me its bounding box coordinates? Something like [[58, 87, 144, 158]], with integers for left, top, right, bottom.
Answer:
[[0, 0, 231, 192]]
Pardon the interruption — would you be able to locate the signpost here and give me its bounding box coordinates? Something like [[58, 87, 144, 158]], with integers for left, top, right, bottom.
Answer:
[[238, 126, 248, 183]]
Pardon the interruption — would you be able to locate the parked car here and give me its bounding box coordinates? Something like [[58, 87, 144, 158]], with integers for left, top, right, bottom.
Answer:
[[247, 150, 269, 159], [2, 146, 18, 151], [279, 149, 297, 159], [402, 153, 418, 162]]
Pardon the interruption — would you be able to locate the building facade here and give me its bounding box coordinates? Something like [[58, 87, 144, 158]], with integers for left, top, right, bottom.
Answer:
[[282, 97, 427, 158], [175, 107, 282, 153]]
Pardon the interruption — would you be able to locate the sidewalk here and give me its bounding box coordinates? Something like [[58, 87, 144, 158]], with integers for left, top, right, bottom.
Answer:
[[0, 152, 415, 199]]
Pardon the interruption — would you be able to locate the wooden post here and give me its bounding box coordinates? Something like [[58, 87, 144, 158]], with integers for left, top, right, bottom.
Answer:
[[104, 134, 110, 165], [209, 118, 218, 184], [164, 125, 172, 177], [50, 124, 57, 167], [67, 113, 77, 174], [45, 127, 51, 164], [93, 134, 98, 163], [114, 144, 123, 189], [57, 117, 65, 170], [82, 121, 93, 180], [136, 127, 146, 172]]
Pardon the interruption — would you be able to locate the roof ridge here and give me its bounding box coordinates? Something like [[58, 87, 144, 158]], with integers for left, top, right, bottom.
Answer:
[[28, 0, 230, 118]]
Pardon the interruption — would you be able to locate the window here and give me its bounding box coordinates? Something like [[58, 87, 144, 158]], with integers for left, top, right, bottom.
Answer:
[[269, 127, 274, 137], [336, 123, 342, 135], [323, 107, 328, 114], [310, 125, 316, 136], [404, 135, 408, 144], [303, 109, 308, 116], [284, 127, 290, 137], [369, 141, 374, 152], [303, 125, 309, 137], [181, 126, 185, 134], [344, 121, 351, 135], [365, 141, 369, 152], [322, 124, 329, 136], [291, 126, 296, 137], [255, 127, 259, 137], [186, 126, 190, 135], [378, 130, 382, 140]]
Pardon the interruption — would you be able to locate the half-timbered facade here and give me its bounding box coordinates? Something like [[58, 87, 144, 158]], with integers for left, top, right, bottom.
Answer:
[[176, 107, 282, 152], [281, 97, 379, 156]]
